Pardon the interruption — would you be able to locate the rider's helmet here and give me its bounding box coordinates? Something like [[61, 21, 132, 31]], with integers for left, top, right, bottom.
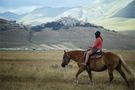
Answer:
[[95, 31, 101, 38]]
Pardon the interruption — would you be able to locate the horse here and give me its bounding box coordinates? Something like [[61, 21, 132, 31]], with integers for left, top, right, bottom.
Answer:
[[61, 50, 134, 86]]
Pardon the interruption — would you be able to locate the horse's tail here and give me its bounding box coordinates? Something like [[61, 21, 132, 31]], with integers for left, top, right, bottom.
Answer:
[[118, 54, 135, 77]]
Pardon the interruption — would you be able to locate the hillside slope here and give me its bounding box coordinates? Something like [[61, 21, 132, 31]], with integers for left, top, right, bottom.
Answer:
[[0, 18, 135, 50], [113, 0, 135, 18], [0, 18, 30, 48]]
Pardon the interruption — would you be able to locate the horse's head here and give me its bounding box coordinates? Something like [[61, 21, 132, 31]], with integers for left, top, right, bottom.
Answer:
[[61, 50, 71, 67]]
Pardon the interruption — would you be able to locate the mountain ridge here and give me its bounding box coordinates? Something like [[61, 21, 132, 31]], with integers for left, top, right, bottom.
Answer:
[[0, 11, 23, 20], [113, 0, 135, 18], [31, 17, 104, 31], [0, 0, 134, 32], [0, 18, 135, 50]]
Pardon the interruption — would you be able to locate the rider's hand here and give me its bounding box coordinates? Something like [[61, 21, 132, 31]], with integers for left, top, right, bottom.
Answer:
[[87, 48, 91, 51]]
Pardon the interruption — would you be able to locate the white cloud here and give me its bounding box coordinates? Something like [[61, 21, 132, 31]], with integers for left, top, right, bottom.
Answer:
[[10, 6, 41, 14], [0, 6, 41, 14], [93, 0, 101, 4], [0, 8, 6, 13], [0, 0, 92, 14]]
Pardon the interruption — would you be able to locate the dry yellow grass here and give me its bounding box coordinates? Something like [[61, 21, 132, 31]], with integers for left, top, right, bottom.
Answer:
[[0, 50, 62, 60], [0, 50, 134, 90]]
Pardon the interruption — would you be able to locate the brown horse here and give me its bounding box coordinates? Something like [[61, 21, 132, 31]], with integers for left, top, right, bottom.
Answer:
[[61, 50, 134, 86]]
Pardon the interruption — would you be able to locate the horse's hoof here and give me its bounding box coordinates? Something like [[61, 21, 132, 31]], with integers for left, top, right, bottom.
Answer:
[[73, 82, 78, 86], [73, 80, 78, 86], [90, 82, 94, 86]]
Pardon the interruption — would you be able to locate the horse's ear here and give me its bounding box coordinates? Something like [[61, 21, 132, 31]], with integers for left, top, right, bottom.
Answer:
[[64, 50, 66, 53]]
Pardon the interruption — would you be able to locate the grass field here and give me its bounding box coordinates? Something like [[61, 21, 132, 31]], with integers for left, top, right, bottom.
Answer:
[[0, 50, 135, 90]]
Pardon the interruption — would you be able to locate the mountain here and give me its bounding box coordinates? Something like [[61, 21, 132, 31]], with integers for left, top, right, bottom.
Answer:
[[18, 0, 134, 31], [113, 0, 135, 18], [19, 7, 72, 25], [0, 11, 22, 20], [0, 18, 30, 48], [0, 18, 135, 50], [95, 0, 135, 31], [31, 17, 103, 31], [0, 0, 134, 31], [119, 30, 135, 37], [31, 7, 72, 17], [57, 7, 85, 21], [0, 18, 18, 31], [29, 26, 135, 50]]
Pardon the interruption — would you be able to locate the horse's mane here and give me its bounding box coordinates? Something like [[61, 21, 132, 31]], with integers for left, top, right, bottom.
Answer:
[[67, 50, 85, 58], [67, 50, 84, 54], [68, 50, 84, 53]]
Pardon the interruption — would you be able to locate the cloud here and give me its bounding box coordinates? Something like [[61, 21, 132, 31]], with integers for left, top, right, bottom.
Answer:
[[93, 0, 101, 4], [0, 0, 47, 8], [10, 6, 40, 14], [93, 0, 114, 4], [0, 0, 92, 8], [0, 6, 40, 14], [0, 0, 93, 14], [2, 0, 123, 15]]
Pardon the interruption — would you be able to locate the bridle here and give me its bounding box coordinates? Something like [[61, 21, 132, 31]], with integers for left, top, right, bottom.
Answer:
[[61, 52, 71, 67]]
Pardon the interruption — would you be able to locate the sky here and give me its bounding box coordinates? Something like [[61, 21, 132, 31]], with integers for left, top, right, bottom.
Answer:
[[0, 0, 113, 14]]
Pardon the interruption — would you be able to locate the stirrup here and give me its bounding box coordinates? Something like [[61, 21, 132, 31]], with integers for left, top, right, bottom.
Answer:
[[81, 63, 86, 66]]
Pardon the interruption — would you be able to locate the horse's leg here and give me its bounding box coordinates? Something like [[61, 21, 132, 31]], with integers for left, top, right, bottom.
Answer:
[[75, 66, 86, 85], [108, 69, 114, 82], [86, 66, 93, 84], [116, 66, 129, 86]]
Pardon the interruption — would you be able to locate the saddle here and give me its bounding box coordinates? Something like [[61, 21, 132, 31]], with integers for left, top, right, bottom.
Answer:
[[90, 49, 104, 59]]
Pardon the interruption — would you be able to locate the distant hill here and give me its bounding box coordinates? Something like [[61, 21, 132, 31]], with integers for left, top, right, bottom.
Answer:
[[31, 17, 103, 31], [31, 7, 72, 17], [0, 18, 30, 48], [0, 0, 134, 32], [29, 27, 135, 50], [19, 7, 72, 25], [113, 0, 135, 18], [119, 30, 135, 37], [0, 11, 22, 20], [0, 18, 135, 50], [0, 18, 17, 31]]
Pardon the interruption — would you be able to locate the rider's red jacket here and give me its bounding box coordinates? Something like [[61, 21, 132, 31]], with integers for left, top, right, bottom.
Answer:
[[92, 36, 103, 49]]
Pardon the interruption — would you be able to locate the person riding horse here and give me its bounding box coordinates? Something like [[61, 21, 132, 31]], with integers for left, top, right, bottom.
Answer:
[[61, 31, 134, 86], [82, 31, 103, 66]]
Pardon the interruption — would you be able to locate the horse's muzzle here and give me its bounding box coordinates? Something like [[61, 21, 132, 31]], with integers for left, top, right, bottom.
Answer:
[[61, 64, 65, 67]]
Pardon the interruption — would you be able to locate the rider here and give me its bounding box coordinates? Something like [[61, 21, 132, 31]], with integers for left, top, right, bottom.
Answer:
[[82, 31, 103, 66]]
